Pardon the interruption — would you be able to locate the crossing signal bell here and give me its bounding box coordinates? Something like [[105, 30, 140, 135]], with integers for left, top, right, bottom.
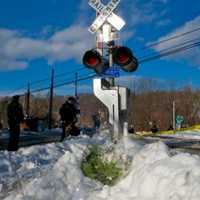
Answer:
[[82, 46, 138, 75]]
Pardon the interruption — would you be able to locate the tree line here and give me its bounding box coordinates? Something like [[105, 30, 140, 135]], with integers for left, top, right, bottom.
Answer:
[[0, 78, 199, 132]]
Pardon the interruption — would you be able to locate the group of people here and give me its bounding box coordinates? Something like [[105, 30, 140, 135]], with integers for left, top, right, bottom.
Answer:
[[6, 95, 80, 151], [6, 95, 164, 151]]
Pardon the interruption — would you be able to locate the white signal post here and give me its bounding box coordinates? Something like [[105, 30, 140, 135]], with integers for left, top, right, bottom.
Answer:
[[88, 0, 129, 141]]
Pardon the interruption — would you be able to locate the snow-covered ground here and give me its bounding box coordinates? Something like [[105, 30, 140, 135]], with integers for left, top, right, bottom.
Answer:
[[1, 131, 200, 200], [161, 130, 200, 140]]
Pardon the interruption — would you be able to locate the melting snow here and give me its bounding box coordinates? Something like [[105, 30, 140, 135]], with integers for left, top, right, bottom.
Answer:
[[1, 131, 200, 200]]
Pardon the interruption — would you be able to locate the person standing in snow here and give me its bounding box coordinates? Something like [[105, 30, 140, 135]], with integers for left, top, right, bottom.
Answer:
[[92, 113, 100, 131], [59, 96, 80, 141], [128, 124, 135, 134], [150, 121, 159, 133], [7, 95, 24, 151], [0, 121, 2, 130]]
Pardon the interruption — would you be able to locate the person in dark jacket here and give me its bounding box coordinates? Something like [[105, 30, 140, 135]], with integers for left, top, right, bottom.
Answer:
[[0, 121, 2, 130], [59, 96, 80, 141], [151, 122, 159, 134], [128, 124, 135, 134], [92, 113, 100, 130], [7, 95, 24, 151], [168, 125, 173, 131]]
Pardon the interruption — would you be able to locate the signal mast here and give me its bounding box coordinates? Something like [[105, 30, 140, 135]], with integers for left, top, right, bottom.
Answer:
[[82, 0, 139, 140]]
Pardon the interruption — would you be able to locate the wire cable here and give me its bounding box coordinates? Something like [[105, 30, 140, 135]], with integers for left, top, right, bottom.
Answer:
[[139, 41, 200, 63], [30, 66, 86, 87], [30, 73, 96, 93], [143, 26, 200, 49], [139, 37, 200, 59], [20, 39, 200, 95], [12, 30, 200, 96]]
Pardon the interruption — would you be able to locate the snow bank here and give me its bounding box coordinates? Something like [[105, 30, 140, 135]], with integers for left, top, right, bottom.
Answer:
[[1, 132, 200, 200], [90, 142, 200, 200], [0, 134, 111, 200]]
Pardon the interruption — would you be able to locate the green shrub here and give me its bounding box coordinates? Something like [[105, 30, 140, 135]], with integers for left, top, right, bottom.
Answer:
[[81, 145, 122, 186]]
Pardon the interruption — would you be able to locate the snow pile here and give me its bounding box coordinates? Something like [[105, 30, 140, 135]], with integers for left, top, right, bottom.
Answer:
[[1, 132, 200, 200], [0, 141, 72, 199], [90, 142, 200, 200], [0, 134, 112, 200]]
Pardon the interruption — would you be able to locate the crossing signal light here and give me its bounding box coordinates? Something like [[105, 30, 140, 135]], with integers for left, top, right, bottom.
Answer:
[[82, 47, 138, 75], [113, 46, 138, 72], [82, 50, 109, 75]]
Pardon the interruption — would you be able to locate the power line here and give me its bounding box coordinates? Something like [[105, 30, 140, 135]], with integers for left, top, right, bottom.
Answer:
[[52, 70, 92, 86], [55, 73, 95, 88], [30, 66, 85, 87], [30, 77, 50, 86], [25, 39, 200, 94], [31, 68, 88, 90], [12, 29, 200, 96], [140, 41, 200, 63], [139, 38, 200, 60], [54, 67, 86, 79], [143, 26, 200, 49], [14, 67, 87, 93], [31, 73, 96, 93], [11, 70, 89, 95], [140, 37, 200, 59], [13, 26, 200, 93]]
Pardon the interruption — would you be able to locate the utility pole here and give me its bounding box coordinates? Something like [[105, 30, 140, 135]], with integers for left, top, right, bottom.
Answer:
[[75, 72, 78, 98], [25, 82, 30, 118], [48, 68, 54, 130], [172, 101, 176, 130], [132, 78, 136, 96]]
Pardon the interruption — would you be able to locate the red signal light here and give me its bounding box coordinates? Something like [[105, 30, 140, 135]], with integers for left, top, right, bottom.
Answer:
[[113, 46, 138, 72], [87, 57, 98, 66], [82, 50, 101, 69], [118, 53, 129, 63], [82, 50, 109, 75], [116, 51, 129, 64]]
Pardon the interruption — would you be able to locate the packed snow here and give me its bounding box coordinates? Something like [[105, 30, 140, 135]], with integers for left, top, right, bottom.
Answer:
[[1, 131, 200, 200]]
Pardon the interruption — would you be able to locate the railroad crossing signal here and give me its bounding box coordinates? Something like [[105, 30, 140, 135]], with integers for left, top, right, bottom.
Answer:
[[83, 0, 139, 76], [86, 0, 138, 139], [89, 0, 125, 33], [82, 47, 138, 75]]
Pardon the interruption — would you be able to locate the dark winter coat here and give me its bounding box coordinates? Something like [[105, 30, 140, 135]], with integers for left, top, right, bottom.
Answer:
[[59, 102, 78, 125], [151, 125, 159, 133], [7, 101, 24, 125]]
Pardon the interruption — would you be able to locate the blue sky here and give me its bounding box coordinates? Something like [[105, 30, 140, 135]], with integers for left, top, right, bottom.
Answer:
[[0, 0, 200, 96]]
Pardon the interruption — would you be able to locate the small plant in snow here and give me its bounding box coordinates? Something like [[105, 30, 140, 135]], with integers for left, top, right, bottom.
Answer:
[[81, 145, 122, 186]]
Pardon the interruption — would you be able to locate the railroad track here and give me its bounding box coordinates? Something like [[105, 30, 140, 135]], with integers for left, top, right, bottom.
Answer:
[[130, 134, 200, 154], [0, 131, 61, 150]]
